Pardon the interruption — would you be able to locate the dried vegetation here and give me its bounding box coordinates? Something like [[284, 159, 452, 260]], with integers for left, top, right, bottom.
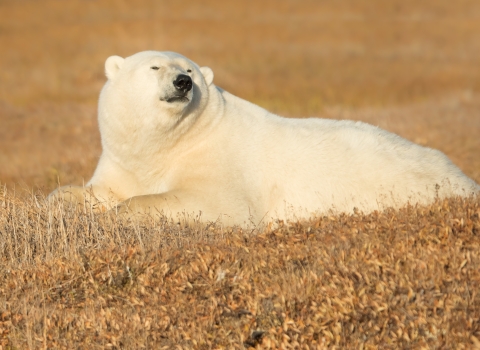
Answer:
[[1, 190, 480, 348]]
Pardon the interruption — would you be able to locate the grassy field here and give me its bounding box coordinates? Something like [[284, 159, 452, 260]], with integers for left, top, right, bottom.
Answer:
[[1, 0, 480, 348]]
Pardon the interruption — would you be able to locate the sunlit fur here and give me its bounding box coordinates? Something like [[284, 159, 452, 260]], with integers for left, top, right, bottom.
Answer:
[[49, 51, 480, 226]]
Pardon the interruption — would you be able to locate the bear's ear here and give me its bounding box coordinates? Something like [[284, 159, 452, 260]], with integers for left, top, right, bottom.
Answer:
[[200, 66, 214, 86], [105, 55, 125, 80]]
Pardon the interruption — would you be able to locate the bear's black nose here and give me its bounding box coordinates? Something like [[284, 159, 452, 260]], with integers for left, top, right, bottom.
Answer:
[[173, 74, 193, 94]]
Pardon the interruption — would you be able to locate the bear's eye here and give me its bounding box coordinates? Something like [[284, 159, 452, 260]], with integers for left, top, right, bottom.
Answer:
[[150, 66, 159, 70], [187, 69, 192, 73]]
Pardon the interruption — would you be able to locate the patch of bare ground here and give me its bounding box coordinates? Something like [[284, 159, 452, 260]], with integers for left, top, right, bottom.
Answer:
[[1, 189, 479, 348]]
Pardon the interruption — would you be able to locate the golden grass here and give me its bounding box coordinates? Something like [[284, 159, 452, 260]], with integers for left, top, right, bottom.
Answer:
[[1, 190, 480, 348], [1, 0, 480, 348]]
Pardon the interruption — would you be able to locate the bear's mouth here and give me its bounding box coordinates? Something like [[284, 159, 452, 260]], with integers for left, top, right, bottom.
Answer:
[[165, 96, 190, 103]]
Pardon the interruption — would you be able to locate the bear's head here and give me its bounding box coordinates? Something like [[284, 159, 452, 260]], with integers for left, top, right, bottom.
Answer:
[[98, 51, 215, 153]]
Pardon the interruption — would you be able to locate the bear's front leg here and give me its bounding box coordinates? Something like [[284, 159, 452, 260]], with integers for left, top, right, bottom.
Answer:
[[47, 185, 113, 212], [113, 191, 233, 226]]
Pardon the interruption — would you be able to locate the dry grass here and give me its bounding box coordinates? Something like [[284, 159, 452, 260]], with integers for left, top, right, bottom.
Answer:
[[1, 191, 480, 348], [1, 0, 480, 348]]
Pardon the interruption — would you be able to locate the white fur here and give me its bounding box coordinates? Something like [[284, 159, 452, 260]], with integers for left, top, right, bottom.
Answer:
[[50, 51, 480, 226]]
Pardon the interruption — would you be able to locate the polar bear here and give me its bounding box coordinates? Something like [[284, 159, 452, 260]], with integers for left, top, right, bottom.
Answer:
[[49, 50, 480, 226]]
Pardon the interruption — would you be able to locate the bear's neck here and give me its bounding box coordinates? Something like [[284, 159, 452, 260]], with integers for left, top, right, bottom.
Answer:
[[100, 84, 225, 175]]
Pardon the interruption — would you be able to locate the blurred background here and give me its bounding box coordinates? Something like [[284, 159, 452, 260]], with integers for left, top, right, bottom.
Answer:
[[1, 0, 479, 192]]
